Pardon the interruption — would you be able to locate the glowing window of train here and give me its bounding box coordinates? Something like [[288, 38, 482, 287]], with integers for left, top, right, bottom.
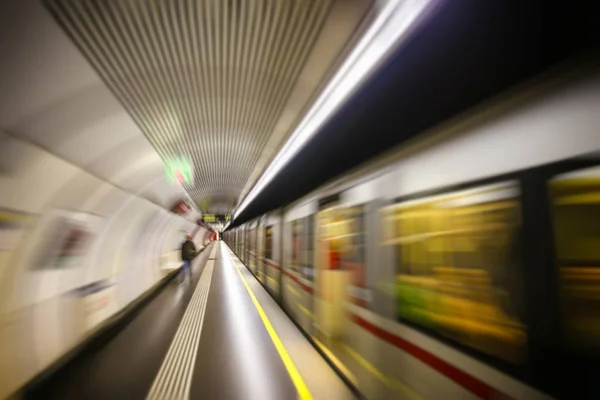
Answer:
[[290, 216, 315, 279], [381, 182, 526, 364], [264, 225, 274, 261], [305, 215, 315, 280], [249, 226, 256, 268], [550, 166, 600, 352]]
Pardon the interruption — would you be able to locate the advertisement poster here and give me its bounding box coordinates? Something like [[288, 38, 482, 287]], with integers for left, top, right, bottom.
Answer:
[[70, 279, 118, 332], [31, 209, 104, 270]]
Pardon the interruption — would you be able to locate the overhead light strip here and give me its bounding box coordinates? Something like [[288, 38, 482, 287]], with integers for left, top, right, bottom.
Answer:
[[234, 0, 439, 219]]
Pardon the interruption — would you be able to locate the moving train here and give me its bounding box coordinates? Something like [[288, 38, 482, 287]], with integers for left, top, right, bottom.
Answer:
[[224, 68, 600, 399]]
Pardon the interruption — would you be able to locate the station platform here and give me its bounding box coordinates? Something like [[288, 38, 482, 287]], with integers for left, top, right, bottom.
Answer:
[[22, 242, 354, 400]]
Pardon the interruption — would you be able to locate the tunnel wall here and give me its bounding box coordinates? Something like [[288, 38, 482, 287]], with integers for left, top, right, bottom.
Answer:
[[0, 133, 205, 398]]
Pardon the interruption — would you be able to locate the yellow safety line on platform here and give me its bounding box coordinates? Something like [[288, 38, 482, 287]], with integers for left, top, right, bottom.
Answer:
[[226, 249, 313, 400]]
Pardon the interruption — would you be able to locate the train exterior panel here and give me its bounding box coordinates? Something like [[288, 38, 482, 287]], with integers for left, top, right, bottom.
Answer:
[[264, 212, 283, 297], [247, 219, 259, 275], [225, 72, 600, 399], [282, 199, 318, 335]]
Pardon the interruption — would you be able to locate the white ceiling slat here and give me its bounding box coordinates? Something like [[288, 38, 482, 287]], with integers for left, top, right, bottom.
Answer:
[[44, 0, 370, 215]]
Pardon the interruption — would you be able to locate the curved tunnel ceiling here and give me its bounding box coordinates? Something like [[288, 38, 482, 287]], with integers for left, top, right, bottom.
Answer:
[[227, 0, 600, 227], [0, 0, 193, 214], [43, 0, 374, 215]]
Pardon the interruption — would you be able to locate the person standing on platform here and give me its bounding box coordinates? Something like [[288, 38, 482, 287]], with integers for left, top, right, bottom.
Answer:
[[180, 234, 197, 284]]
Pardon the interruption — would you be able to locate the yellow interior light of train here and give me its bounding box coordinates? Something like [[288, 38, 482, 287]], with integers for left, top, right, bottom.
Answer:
[[555, 191, 600, 205]]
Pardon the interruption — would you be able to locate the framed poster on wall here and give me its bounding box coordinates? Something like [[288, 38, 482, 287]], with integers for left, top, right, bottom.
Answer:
[[30, 209, 105, 270]]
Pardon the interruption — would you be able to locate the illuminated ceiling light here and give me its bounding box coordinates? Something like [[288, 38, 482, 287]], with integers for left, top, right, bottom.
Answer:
[[234, 0, 438, 219]]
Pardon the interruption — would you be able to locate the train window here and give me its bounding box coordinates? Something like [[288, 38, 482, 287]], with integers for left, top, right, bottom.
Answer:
[[550, 166, 600, 352], [264, 225, 273, 260], [291, 219, 303, 271], [244, 229, 249, 262], [381, 182, 526, 364], [249, 227, 256, 269], [305, 214, 314, 280], [340, 206, 367, 304], [290, 217, 314, 279]]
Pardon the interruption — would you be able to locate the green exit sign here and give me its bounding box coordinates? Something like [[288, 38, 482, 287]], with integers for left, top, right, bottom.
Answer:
[[165, 156, 193, 185]]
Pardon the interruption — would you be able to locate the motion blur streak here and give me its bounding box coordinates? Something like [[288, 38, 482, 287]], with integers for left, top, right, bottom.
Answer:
[[550, 167, 600, 351], [146, 260, 214, 400], [234, 0, 439, 218], [1, 0, 600, 398], [227, 250, 314, 400], [225, 70, 600, 400]]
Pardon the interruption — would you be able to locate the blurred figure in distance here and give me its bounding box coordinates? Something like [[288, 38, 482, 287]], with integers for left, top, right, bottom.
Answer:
[[180, 234, 197, 284]]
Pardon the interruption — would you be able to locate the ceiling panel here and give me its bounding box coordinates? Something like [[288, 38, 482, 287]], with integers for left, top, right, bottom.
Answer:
[[0, 0, 185, 209], [44, 0, 373, 214]]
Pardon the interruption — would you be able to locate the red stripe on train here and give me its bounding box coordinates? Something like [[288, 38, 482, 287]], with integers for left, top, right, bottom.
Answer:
[[260, 258, 314, 294], [283, 270, 314, 294], [350, 313, 505, 400], [262, 259, 280, 270]]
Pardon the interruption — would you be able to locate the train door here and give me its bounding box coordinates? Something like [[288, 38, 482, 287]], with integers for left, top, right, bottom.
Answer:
[[314, 195, 367, 339], [254, 222, 259, 275], [240, 226, 245, 263], [246, 226, 251, 266], [262, 222, 274, 287], [249, 222, 257, 275], [283, 213, 316, 335], [232, 230, 236, 253], [265, 213, 283, 298], [257, 220, 264, 284], [241, 226, 246, 263]]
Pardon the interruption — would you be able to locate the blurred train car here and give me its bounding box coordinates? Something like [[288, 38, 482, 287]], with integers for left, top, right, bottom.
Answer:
[[225, 69, 600, 399]]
